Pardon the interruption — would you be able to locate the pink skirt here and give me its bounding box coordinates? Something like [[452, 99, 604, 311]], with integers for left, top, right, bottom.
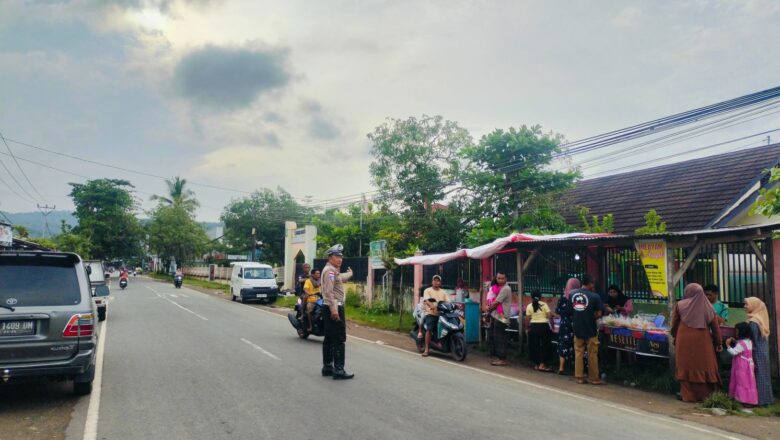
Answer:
[[729, 349, 758, 405]]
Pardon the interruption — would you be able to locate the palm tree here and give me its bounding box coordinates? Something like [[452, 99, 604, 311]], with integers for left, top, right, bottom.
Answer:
[[151, 176, 200, 213]]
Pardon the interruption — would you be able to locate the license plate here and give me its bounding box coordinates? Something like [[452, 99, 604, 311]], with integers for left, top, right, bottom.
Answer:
[[256, 294, 267, 298], [0, 320, 35, 336]]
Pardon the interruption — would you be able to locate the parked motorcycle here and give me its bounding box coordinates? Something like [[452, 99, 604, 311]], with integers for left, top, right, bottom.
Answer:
[[287, 296, 325, 339], [409, 300, 467, 361], [119, 278, 128, 290], [174, 275, 183, 289]]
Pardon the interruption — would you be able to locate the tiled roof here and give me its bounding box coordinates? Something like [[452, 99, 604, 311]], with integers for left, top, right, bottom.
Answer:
[[562, 144, 780, 234]]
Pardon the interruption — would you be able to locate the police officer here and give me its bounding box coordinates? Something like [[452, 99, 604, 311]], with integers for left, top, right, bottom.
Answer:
[[321, 244, 354, 380]]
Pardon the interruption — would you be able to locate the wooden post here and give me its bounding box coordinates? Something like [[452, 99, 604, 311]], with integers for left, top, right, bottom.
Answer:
[[517, 251, 525, 355], [413, 251, 423, 307], [768, 238, 780, 377]]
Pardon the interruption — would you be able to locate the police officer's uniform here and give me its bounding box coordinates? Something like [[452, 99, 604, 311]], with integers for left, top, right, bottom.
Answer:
[[321, 244, 354, 380]]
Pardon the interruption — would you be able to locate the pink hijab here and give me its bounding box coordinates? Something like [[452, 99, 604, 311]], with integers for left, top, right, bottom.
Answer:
[[677, 283, 715, 329], [563, 278, 581, 299]]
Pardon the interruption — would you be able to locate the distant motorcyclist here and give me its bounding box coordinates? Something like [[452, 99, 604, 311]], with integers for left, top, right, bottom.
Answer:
[[303, 269, 322, 332], [119, 268, 129, 281]]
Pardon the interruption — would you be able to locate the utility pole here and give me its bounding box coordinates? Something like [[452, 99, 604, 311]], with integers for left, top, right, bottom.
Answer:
[[37, 204, 55, 239], [359, 193, 365, 257], [250, 227, 257, 262]]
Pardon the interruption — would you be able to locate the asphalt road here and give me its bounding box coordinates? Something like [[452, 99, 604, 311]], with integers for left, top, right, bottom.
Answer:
[[50, 277, 750, 440]]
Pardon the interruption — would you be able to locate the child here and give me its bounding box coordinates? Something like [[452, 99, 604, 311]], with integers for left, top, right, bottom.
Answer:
[[483, 278, 503, 328], [725, 322, 758, 406]]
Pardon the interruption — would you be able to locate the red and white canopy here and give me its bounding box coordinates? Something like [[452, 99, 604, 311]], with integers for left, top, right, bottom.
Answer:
[[394, 232, 610, 266]]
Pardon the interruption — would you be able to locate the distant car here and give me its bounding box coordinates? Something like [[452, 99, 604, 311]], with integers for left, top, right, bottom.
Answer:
[[85, 260, 108, 322], [0, 251, 109, 395], [230, 262, 279, 304]]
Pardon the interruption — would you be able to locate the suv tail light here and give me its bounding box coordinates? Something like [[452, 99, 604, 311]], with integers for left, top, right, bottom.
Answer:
[[63, 314, 95, 337]]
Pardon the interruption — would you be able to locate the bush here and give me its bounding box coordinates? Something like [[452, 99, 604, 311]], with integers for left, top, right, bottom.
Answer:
[[345, 288, 362, 308], [365, 300, 390, 315], [700, 391, 742, 412]]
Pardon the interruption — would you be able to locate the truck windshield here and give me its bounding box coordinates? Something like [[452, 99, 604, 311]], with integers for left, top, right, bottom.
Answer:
[[243, 268, 274, 280]]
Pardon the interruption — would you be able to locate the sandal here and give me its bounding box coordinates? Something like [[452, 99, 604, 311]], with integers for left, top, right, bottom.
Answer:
[[577, 379, 587, 384], [590, 380, 605, 386], [491, 360, 508, 366], [557, 370, 565, 375], [421, 352, 430, 357], [538, 367, 553, 373]]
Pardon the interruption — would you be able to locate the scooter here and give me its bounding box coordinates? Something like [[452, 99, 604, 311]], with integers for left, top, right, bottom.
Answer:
[[410, 300, 467, 361], [119, 278, 128, 290], [288, 296, 325, 339], [174, 275, 183, 289]]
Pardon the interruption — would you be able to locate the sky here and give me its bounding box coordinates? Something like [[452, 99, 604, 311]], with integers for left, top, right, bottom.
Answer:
[[1, 0, 780, 222]]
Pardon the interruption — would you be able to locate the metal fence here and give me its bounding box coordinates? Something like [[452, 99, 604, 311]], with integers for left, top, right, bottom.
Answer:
[[605, 240, 769, 306], [523, 248, 587, 296]]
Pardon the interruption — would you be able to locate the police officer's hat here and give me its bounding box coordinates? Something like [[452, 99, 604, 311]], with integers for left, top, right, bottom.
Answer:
[[326, 244, 344, 257]]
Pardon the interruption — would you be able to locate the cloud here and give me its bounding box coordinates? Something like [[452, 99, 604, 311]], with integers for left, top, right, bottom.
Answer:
[[301, 100, 341, 140], [172, 44, 291, 110], [88, 0, 218, 12]]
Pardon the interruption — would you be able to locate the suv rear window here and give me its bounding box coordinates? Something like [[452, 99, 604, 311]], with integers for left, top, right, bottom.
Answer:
[[0, 258, 82, 307]]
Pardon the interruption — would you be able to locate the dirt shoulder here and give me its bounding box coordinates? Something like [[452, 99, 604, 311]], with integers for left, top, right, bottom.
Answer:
[[169, 278, 779, 440]]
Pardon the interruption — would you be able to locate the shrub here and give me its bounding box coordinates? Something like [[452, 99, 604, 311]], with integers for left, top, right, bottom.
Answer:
[[700, 391, 742, 412]]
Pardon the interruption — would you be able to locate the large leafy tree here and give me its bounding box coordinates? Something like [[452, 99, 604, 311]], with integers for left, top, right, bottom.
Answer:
[[461, 125, 579, 237], [150, 176, 199, 213], [221, 188, 310, 265], [147, 205, 209, 266], [68, 179, 143, 260]]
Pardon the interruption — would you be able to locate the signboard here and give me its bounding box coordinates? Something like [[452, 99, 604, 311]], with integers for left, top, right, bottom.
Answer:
[[227, 254, 248, 261], [369, 240, 387, 269], [605, 327, 638, 352], [636, 334, 670, 358], [636, 239, 669, 298], [0, 223, 12, 247]]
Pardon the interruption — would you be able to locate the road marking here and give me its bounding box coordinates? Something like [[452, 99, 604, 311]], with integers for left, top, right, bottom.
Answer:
[[83, 320, 108, 440], [237, 305, 743, 440], [240, 338, 281, 360], [169, 294, 178, 298], [144, 286, 208, 321]]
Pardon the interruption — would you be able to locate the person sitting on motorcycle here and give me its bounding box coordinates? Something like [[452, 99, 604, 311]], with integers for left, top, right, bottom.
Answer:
[[421, 275, 449, 357], [120, 268, 129, 281], [303, 269, 322, 332]]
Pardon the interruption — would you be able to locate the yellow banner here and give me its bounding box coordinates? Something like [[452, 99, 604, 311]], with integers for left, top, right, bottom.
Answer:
[[636, 240, 668, 298]]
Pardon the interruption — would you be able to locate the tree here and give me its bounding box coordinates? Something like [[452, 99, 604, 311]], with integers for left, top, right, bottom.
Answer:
[[150, 176, 200, 213], [461, 125, 579, 237], [11, 225, 29, 239], [147, 205, 209, 266], [750, 167, 780, 219], [635, 209, 667, 234], [55, 220, 92, 258], [577, 206, 614, 233], [221, 188, 311, 265], [369, 115, 472, 213], [68, 179, 143, 260]]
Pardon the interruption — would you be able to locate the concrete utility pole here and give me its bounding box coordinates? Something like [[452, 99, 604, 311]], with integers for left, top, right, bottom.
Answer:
[[37, 203, 55, 239], [250, 227, 257, 262], [359, 193, 365, 257]]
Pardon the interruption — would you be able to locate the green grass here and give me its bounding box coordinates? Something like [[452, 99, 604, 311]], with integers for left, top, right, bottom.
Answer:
[[699, 391, 742, 413], [275, 295, 298, 308], [601, 357, 679, 394], [752, 403, 780, 417], [147, 272, 229, 295]]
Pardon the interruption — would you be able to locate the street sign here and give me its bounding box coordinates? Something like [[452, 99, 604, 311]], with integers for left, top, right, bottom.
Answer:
[[369, 240, 386, 269]]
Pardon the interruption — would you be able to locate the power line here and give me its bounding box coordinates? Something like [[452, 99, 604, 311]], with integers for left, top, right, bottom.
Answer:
[[0, 130, 47, 202]]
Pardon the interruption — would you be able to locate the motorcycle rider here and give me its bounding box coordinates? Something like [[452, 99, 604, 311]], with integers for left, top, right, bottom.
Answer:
[[420, 275, 449, 357], [321, 244, 354, 380], [303, 269, 322, 332], [295, 263, 311, 298]]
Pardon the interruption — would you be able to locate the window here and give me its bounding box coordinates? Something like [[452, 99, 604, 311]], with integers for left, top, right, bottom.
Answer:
[[0, 260, 81, 306], [242, 268, 274, 280]]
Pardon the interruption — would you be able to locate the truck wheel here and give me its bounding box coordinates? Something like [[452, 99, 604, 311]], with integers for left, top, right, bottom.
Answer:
[[231, 289, 236, 301]]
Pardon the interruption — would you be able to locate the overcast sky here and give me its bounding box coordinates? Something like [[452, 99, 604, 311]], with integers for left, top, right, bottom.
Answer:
[[1, 0, 779, 221]]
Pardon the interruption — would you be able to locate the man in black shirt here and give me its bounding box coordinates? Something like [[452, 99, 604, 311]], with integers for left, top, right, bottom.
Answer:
[[570, 274, 605, 385]]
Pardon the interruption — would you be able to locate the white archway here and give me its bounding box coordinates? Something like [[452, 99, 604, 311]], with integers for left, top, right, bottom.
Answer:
[[283, 221, 317, 289]]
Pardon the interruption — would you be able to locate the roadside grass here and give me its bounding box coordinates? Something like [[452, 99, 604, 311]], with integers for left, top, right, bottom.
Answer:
[[699, 391, 742, 414], [147, 272, 229, 295], [275, 295, 298, 308], [752, 402, 780, 417], [600, 358, 679, 394]]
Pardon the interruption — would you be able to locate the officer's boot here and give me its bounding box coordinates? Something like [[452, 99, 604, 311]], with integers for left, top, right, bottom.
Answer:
[[332, 344, 354, 380], [322, 343, 334, 377]]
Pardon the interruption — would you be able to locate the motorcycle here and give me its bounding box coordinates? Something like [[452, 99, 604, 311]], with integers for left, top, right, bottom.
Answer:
[[409, 300, 467, 361], [119, 278, 128, 290], [174, 275, 183, 289], [287, 296, 325, 339]]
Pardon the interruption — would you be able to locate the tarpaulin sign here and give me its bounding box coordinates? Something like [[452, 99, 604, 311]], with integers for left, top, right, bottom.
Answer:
[[635, 239, 668, 298]]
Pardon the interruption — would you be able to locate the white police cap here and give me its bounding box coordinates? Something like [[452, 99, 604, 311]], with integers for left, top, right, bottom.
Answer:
[[326, 244, 344, 257]]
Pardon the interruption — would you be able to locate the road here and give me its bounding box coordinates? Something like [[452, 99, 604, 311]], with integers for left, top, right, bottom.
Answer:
[[48, 277, 747, 440], [0, 276, 754, 439]]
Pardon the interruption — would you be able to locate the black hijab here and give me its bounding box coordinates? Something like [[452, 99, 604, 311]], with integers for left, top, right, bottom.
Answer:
[[607, 285, 629, 308]]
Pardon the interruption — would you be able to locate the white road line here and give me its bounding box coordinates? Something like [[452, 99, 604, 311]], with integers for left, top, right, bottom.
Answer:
[[144, 285, 208, 321], [240, 338, 281, 360], [169, 294, 178, 298], [240, 305, 745, 440], [83, 320, 108, 440]]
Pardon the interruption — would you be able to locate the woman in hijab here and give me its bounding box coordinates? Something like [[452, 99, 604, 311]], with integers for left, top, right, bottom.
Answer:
[[671, 283, 723, 402], [605, 285, 634, 316], [744, 297, 774, 406], [555, 277, 581, 375]]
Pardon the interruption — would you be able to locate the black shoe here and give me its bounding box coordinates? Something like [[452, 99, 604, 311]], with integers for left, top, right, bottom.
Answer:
[[321, 366, 334, 377], [332, 369, 354, 380]]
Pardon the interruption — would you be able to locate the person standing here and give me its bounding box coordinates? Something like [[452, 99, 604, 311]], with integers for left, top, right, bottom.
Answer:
[[671, 283, 722, 402], [526, 289, 553, 372], [571, 275, 605, 385], [485, 272, 512, 366], [704, 284, 729, 325], [420, 275, 449, 357], [321, 245, 354, 380], [556, 278, 580, 375], [725, 322, 758, 406], [744, 297, 774, 406]]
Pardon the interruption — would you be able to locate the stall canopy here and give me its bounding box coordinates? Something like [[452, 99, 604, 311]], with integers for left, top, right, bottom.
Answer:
[[395, 232, 611, 266]]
